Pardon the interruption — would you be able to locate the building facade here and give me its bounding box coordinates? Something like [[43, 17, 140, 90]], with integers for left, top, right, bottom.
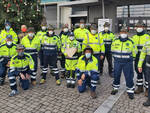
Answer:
[[41, 0, 150, 32]]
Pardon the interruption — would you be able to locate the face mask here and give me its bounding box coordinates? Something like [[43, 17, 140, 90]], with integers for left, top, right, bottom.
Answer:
[[5, 26, 10, 31], [42, 26, 47, 31], [6, 41, 12, 46], [63, 28, 69, 33], [104, 27, 109, 32], [136, 28, 143, 33], [80, 24, 85, 29], [91, 30, 97, 35], [69, 36, 74, 41], [21, 28, 27, 32], [85, 53, 91, 59], [18, 52, 24, 57], [120, 34, 128, 39], [28, 33, 34, 37], [49, 31, 53, 35]]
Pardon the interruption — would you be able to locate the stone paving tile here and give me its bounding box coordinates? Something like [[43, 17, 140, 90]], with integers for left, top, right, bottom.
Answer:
[[109, 92, 150, 113], [0, 63, 113, 113]]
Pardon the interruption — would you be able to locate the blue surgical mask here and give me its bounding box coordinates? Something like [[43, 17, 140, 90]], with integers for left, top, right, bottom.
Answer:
[[85, 53, 91, 59], [18, 52, 24, 57], [5, 26, 10, 30]]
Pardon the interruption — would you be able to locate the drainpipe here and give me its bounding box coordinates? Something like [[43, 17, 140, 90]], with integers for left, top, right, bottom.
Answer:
[[102, 0, 105, 19]]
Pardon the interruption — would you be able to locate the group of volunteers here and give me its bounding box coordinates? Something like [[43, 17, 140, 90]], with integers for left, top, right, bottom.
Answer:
[[0, 19, 150, 106]]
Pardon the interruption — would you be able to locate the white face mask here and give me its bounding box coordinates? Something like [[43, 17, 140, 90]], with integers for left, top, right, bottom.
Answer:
[[69, 36, 74, 41], [136, 28, 143, 33], [7, 41, 12, 46], [63, 28, 69, 33], [42, 26, 47, 31], [120, 34, 128, 39], [49, 31, 53, 35], [104, 27, 109, 32], [80, 24, 85, 29], [91, 30, 97, 35], [85, 53, 91, 59], [28, 33, 34, 37]]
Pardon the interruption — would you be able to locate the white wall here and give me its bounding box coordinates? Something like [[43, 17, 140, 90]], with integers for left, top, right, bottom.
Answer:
[[60, 7, 72, 29]]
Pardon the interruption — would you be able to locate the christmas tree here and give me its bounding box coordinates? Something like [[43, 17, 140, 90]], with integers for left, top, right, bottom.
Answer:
[[0, 0, 43, 32]]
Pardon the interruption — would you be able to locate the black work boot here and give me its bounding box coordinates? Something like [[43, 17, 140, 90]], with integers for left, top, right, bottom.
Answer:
[[145, 88, 148, 97], [143, 99, 150, 107], [66, 80, 71, 88], [128, 93, 134, 100], [134, 86, 144, 94], [111, 89, 118, 95]]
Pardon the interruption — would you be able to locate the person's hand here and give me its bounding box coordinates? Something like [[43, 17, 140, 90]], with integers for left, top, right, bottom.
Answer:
[[78, 79, 83, 86], [6, 61, 10, 67], [26, 73, 30, 80], [81, 74, 85, 80], [20, 73, 26, 80], [100, 55, 104, 60], [138, 67, 142, 73]]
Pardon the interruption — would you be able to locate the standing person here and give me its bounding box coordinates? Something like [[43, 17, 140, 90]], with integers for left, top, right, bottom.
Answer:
[[18, 25, 28, 43], [0, 35, 17, 85], [36, 22, 47, 71], [8, 44, 34, 96], [0, 21, 18, 45], [21, 27, 41, 85], [59, 24, 70, 78], [99, 22, 115, 77], [40, 25, 61, 85], [111, 28, 137, 99], [132, 21, 150, 96], [74, 19, 89, 48], [76, 46, 99, 98], [82, 24, 105, 72], [138, 40, 150, 106], [62, 32, 81, 88]]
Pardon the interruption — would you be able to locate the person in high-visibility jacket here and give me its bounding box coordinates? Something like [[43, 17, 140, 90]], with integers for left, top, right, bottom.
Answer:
[[61, 32, 81, 88], [138, 41, 150, 106], [0, 35, 17, 85], [8, 44, 34, 97], [40, 25, 61, 85], [111, 28, 138, 99], [99, 22, 115, 77], [76, 46, 99, 99], [82, 23, 105, 72], [131, 21, 150, 96], [21, 27, 40, 85], [18, 25, 28, 43], [36, 22, 47, 71], [0, 21, 18, 45], [58, 24, 71, 78], [74, 19, 89, 48]]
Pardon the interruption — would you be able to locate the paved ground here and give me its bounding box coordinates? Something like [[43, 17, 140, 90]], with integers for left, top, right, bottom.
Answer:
[[1, 60, 150, 113], [110, 92, 150, 113], [0, 63, 114, 113]]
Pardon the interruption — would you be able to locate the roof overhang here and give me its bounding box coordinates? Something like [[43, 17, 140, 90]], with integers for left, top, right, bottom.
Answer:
[[69, 14, 87, 18], [58, 0, 99, 7]]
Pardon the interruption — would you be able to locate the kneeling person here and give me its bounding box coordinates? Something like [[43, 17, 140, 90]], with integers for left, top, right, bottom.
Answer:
[[76, 46, 99, 99], [8, 44, 34, 97]]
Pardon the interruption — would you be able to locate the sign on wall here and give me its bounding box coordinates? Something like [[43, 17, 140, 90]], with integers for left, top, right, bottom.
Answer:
[[98, 19, 112, 32]]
